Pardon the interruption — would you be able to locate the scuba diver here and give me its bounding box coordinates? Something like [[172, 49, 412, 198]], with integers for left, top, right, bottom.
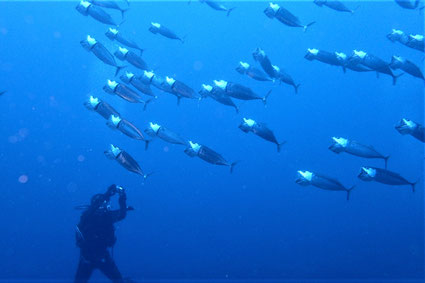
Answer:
[[74, 184, 133, 283]]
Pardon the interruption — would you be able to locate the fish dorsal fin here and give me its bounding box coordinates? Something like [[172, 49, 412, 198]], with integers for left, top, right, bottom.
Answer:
[[298, 170, 313, 181], [270, 2, 280, 12], [107, 80, 118, 91], [110, 115, 122, 126], [89, 95, 100, 108], [239, 61, 250, 69], [110, 144, 122, 157], [189, 141, 201, 153], [150, 122, 161, 133], [202, 84, 212, 92], [109, 28, 119, 35], [151, 22, 161, 28], [243, 118, 256, 127], [214, 80, 228, 90], [308, 48, 319, 55], [332, 137, 348, 147]]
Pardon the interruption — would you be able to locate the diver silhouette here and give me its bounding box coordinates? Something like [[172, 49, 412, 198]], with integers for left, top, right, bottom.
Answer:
[[74, 184, 132, 283]]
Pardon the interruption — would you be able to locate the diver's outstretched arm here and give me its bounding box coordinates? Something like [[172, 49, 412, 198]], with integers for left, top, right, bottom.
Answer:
[[111, 189, 127, 222]]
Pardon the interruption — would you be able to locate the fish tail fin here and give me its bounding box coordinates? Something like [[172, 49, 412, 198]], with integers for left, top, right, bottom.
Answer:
[[230, 161, 239, 174], [294, 83, 301, 94], [411, 177, 422, 192], [303, 21, 316, 32], [347, 186, 355, 201], [180, 34, 188, 44], [144, 140, 150, 151], [143, 99, 153, 111], [277, 141, 286, 153], [118, 18, 126, 28], [411, 181, 418, 193], [384, 155, 390, 169], [227, 7, 236, 16], [143, 172, 154, 180], [121, 8, 129, 20], [115, 65, 126, 77], [392, 72, 404, 85], [138, 48, 144, 56], [263, 89, 272, 105]]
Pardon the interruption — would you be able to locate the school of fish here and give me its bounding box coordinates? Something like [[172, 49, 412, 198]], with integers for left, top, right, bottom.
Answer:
[[73, 0, 424, 200]]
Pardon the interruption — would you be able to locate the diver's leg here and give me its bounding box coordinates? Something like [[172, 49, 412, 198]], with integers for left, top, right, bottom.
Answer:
[[98, 252, 124, 283], [74, 256, 94, 283]]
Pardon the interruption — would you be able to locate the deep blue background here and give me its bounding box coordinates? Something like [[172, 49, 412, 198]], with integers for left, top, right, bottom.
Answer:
[[0, 1, 423, 282]]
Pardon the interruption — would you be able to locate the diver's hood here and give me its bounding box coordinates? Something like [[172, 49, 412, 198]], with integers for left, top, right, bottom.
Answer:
[[358, 167, 376, 181], [395, 118, 417, 134], [295, 170, 314, 186]]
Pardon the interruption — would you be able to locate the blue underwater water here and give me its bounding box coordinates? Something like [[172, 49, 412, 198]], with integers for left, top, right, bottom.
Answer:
[[0, 1, 424, 282]]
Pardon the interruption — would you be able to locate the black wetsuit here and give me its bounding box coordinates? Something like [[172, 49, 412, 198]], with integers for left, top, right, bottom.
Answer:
[[75, 186, 127, 283]]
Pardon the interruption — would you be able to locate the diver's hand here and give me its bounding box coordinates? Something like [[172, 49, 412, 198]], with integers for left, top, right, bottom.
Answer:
[[117, 186, 126, 196], [106, 184, 117, 196], [118, 186, 127, 204]]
